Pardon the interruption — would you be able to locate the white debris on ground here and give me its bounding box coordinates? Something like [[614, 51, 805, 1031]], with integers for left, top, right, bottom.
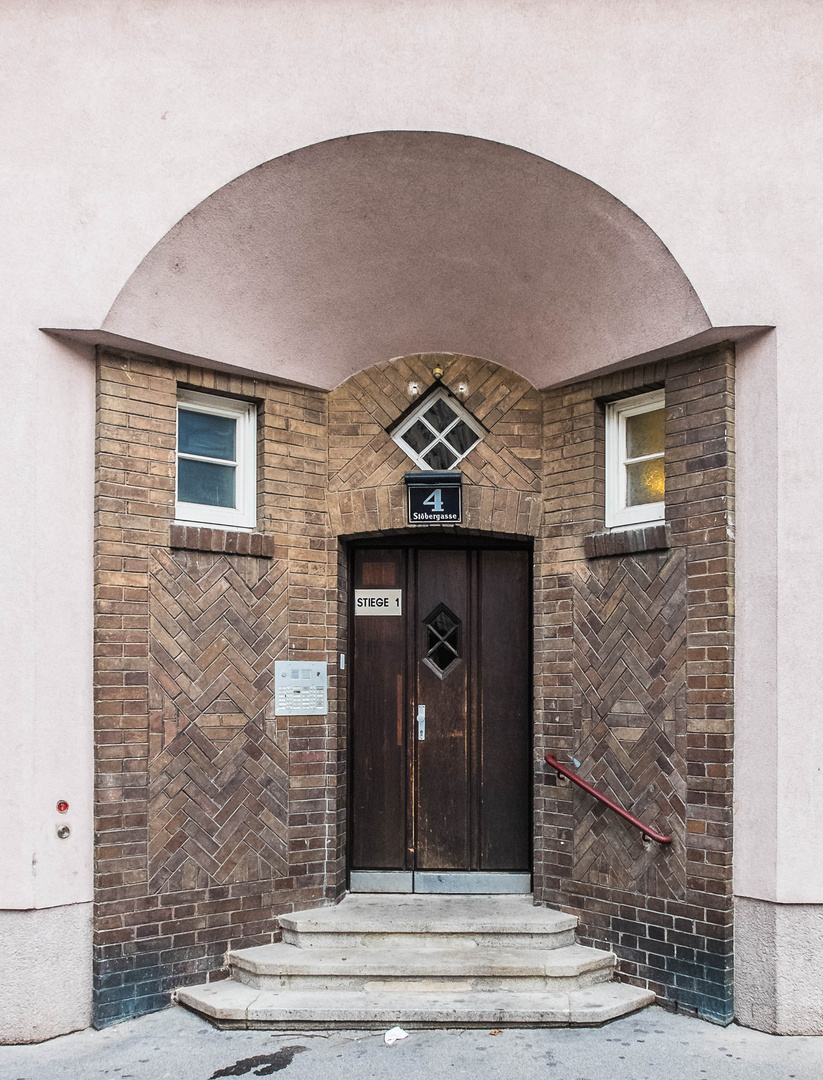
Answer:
[[384, 1026, 409, 1046]]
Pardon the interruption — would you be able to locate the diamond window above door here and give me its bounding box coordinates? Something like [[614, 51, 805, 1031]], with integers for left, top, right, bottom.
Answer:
[[391, 388, 484, 470]]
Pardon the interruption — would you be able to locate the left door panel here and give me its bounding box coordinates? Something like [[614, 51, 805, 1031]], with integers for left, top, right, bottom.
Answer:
[[350, 548, 408, 870]]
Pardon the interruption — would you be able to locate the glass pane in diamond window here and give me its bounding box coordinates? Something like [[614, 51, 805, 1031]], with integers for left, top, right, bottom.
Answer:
[[423, 443, 457, 469], [429, 643, 456, 673], [423, 397, 457, 432], [424, 604, 461, 675], [442, 636, 459, 658], [626, 407, 664, 460], [429, 609, 454, 638], [401, 419, 434, 455], [626, 458, 665, 506], [428, 630, 456, 658], [178, 458, 236, 507], [445, 420, 479, 455], [179, 409, 236, 460]]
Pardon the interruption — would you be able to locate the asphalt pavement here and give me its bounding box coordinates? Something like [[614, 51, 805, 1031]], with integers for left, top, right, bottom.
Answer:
[[2, 1003, 821, 1080]]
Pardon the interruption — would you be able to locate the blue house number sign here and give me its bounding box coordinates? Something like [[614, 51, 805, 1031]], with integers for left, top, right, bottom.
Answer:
[[405, 471, 462, 524]]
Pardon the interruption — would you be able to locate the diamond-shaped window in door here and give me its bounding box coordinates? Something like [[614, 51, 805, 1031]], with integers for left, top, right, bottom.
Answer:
[[423, 603, 462, 679], [391, 388, 484, 471]]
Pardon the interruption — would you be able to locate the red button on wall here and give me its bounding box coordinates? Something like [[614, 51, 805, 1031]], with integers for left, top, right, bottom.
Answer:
[[57, 800, 69, 813]]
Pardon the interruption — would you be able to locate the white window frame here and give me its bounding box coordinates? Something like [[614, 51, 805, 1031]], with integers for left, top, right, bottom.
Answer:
[[175, 389, 257, 530], [391, 387, 485, 470], [605, 389, 665, 530]]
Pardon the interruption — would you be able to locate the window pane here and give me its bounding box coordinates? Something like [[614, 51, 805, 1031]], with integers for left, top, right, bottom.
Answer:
[[423, 442, 457, 469], [626, 407, 664, 460], [424, 603, 460, 675], [445, 420, 479, 455], [423, 397, 457, 432], [427, 628, 458, 658], [626, 458, 665, 506], [429, 643, 457, 673], [179, 408, 236, 461], [178, 458, 236, 507], [401, 419, 434, 455], [430, 608, 457, 638]]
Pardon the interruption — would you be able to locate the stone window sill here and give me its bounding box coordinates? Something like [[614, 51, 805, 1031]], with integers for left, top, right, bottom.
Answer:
[[170, 523, 275, 558], [583, 523, 671, 559]]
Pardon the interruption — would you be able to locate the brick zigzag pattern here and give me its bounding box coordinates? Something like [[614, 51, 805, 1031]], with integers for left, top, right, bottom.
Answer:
[[329, 355, 541, 494], [571, 550, 688, 896], [147, 549, 289, 892]]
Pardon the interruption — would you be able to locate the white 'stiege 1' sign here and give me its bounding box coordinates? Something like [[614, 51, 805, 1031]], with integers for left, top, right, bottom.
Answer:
[[354, 589, 403, 615]]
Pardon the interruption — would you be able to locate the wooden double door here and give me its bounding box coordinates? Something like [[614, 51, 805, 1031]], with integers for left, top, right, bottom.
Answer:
[[349, 542, 532, 892]]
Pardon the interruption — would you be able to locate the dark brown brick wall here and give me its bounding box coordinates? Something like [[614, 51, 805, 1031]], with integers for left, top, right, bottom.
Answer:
[[534, 346, 735, 1023], [327, 353, 543, 537], [93, 349, 541, 1023], [94, 345, 734, 1025], [94, 351, 338, 1024]]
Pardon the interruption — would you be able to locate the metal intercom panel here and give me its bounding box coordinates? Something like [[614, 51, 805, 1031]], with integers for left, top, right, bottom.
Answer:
[[274, 660, 328, 716]]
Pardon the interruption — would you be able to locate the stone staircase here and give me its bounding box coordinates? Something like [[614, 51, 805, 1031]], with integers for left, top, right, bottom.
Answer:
[[177, 894, 654, 1028]]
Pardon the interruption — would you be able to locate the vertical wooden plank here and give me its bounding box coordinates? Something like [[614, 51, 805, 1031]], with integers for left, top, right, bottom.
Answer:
[[415, 548, 471, 869], [479, 548, 531, 870], [468, 547, 481, 871], [350, 548, 408, 869]]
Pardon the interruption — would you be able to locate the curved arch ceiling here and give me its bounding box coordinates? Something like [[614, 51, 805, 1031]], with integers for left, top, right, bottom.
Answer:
[[103, 131, 709, 390]]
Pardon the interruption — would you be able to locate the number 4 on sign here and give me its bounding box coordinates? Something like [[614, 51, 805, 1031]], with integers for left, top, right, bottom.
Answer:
[[422, 488, 443, 512]]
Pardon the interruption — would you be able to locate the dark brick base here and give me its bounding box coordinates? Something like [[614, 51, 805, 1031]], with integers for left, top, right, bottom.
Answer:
[[92, 883, 330, 1026], [573, 893, 733, 1024]]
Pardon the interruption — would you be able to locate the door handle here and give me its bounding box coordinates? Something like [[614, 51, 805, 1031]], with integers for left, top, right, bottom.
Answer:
[[417, 705, 426, 741]]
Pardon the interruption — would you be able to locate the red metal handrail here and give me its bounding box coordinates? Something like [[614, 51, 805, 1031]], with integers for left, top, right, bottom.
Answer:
[[545, 753, 672, 844]]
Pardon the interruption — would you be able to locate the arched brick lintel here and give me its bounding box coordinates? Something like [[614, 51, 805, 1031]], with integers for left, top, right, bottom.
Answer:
[[327, 486, 542, 540], [326, 352, 543, 537]]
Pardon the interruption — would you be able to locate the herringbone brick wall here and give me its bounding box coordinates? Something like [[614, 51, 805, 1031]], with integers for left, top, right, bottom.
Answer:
[[94, 343, 734, 1027], [147, 548, 290, 892], [571, 549, 688, 894], [327, 353, 543, 537], [94, 349, 540, 1023], [534, 345, 735, 1023], [94, 351, 338, 1024]]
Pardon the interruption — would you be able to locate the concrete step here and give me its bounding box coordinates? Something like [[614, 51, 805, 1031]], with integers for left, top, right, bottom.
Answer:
[[280, 894, 577, 951], [178, 894, 655, 1029], [229, 941, 614, 993], [177, 979, 656, 1029]]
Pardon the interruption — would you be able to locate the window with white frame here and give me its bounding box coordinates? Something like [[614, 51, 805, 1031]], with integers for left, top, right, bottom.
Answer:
[[605, 389, 665, 529], [391, 387, 484, 470], [175, 389, 257, 530]]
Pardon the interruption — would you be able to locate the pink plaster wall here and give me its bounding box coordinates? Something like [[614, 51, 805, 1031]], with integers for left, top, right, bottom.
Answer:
[[734, 330, 779, 900], [102, 132, 708, 389], [2, 0, 823, 923], [0, 330, 94, 910]]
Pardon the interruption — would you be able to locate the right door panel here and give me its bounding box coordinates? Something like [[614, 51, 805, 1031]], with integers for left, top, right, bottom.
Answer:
[[478, 548, 532, 870], [415, 547, 472, 870]]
